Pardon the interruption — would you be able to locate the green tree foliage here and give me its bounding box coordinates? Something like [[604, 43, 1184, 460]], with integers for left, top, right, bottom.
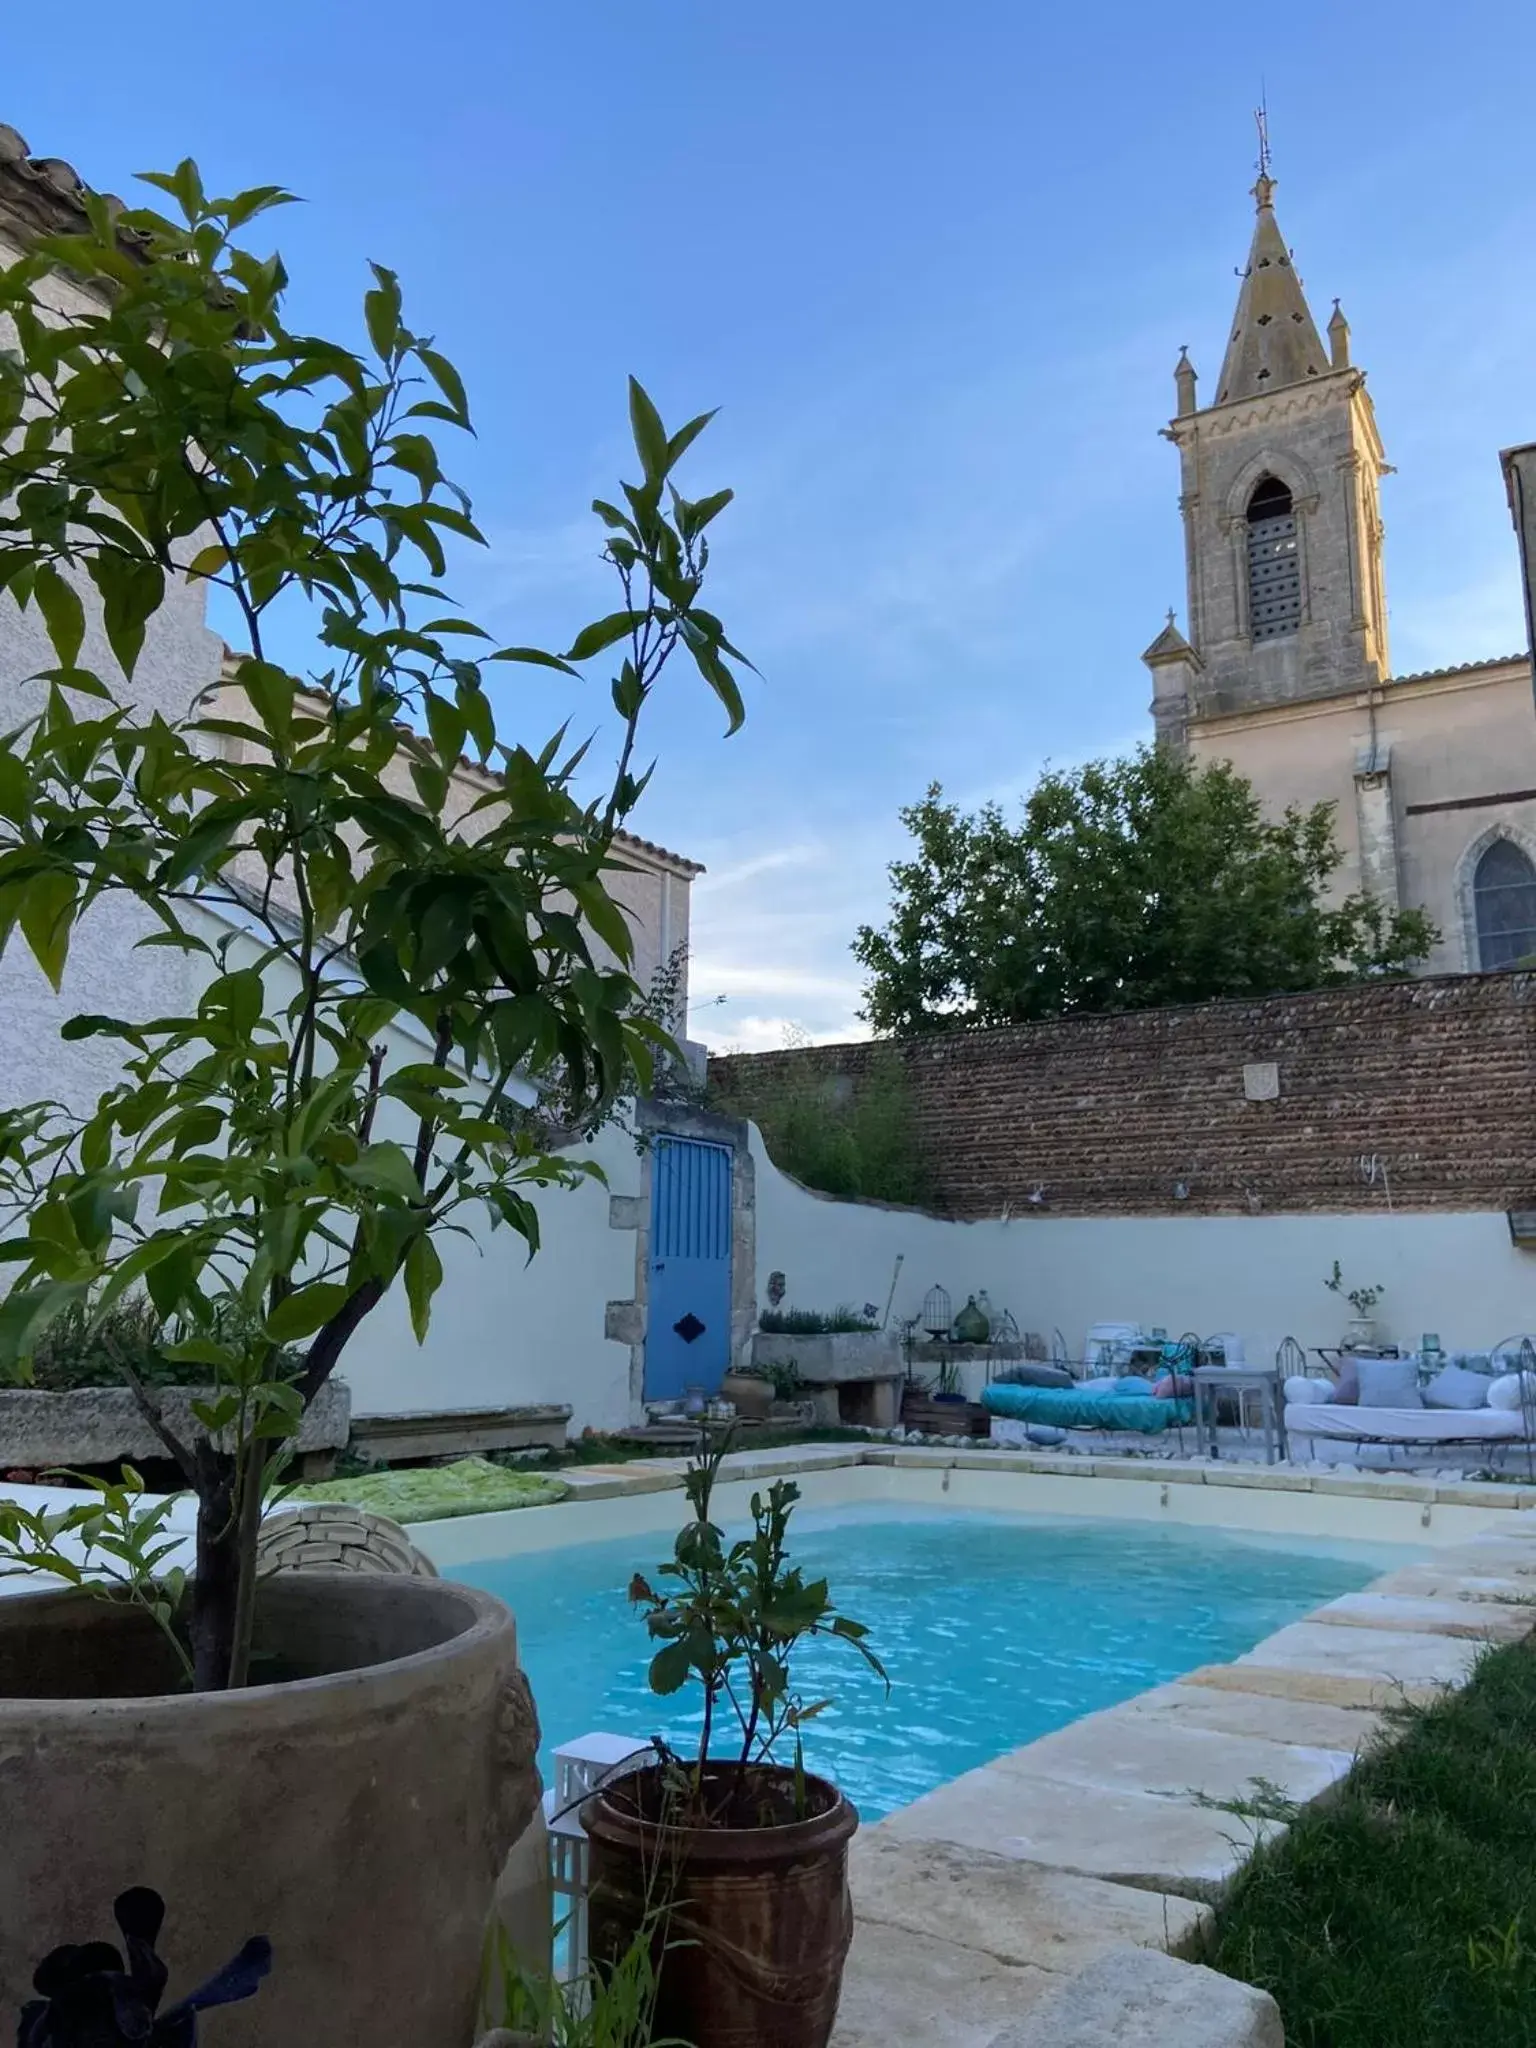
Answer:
[[713, 1045, 932, 1206], [854, 748, 1438, 1034], [0, 163, 747, 1687]]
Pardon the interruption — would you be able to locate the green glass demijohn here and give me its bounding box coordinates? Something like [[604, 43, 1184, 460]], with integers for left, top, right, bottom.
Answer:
[[953, 1294, 989, 1344]]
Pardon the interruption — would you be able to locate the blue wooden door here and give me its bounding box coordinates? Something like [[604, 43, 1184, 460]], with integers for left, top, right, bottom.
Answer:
[[645, 1137, 733, 1403]]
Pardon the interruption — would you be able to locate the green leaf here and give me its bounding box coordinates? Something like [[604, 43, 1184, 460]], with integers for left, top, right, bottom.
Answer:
[[628, 377, 668, 483], [266, 1282, 352, 1343], [18, 871, 77, 990], [665, 409, 718, 469], [418, 347, 470, 429], [403, 1232, 442, 1344], [424, 691, 466, 768], [340, 1143, 422, 1202], [490, 646, 580, 678], [566, 612, 644, 663], [364, 263, 403, 361], [86, 553, 163, 680], [648, 1638, 694, 1695], [32, 564, 85, 669]]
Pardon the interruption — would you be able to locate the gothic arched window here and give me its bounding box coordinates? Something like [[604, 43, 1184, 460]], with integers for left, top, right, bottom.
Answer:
[[1474, 837, 1536, 970], [1246, 475, 1301, 642]]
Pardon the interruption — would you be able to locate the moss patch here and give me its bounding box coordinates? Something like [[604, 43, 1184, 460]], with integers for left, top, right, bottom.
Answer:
[[299, 1456, 569, 1523]]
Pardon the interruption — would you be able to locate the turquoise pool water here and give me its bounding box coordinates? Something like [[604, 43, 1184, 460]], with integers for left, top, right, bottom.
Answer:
[[451, 1506, 1401, 1821]]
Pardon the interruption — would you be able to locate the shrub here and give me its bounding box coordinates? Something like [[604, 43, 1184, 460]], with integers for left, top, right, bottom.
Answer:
[[715, 1047, 931, 1207]]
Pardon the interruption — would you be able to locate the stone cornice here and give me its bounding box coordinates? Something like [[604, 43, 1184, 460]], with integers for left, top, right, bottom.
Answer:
[[1165, 367, 1363, 446]]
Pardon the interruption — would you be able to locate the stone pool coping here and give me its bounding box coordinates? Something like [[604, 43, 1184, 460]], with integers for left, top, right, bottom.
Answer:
[[411, 1439, 1536, 1570], [410, 1447, 1535, 2048]]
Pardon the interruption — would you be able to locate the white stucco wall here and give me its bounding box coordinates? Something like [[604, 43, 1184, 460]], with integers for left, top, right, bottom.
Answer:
[[0, 232, 226, 1120], [177, 902, 644, 1433], [336, 1119, 643, 1433], [750, 1129, 1536, 1378]]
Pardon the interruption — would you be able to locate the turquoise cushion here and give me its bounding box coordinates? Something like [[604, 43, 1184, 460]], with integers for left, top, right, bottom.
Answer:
[[983, 1383, 1193, 1434]]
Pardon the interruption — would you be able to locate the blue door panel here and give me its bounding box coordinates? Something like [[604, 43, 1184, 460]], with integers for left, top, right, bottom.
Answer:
[[645, 1137, 732, 1402]]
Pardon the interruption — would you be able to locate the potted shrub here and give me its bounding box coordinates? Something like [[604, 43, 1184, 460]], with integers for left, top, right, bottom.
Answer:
[[0, 160, 747, 2044], [1325, 1262, 1387, 1351], [722, 1356, 805, 1422], [582, 1439, 887, 2048]]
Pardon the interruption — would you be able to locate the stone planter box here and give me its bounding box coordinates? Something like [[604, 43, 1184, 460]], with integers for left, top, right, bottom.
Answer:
[[0, 1379, 350, 1473], [751, 1331, 902, 1383]]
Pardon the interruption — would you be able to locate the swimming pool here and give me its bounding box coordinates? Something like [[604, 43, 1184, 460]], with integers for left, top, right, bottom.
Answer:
[[451, 1505, 1402, 1821]]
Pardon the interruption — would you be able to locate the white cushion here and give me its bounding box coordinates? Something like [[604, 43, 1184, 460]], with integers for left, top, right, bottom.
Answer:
[[1285, 1403, 1524, 1443], [1488, 1371, 1536, 1413], [1284, 1375, 1334, 1407]]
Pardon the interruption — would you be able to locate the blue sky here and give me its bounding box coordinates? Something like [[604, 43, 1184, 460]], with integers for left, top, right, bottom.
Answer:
[[10, 2, 1536, 1048]]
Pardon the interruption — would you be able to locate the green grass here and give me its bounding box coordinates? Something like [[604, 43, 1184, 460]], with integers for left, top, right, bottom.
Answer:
[[1204, 1636, 1536, 2046], [298, 1456, 569, 1523]]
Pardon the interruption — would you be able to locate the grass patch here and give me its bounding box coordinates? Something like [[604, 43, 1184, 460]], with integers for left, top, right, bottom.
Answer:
[[1204, 1635, 1536, 2046], [299, 1456, 569, 1523]]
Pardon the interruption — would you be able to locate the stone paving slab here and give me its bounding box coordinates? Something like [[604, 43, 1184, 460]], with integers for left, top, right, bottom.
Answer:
[[1232, 1620, 1482, 1689], [1310, 1589, 1533, 1642], [1368, 1565, 1535, 1604], [992, 1712, 1353, 1811], [830, 1919, 1053, 2048], [1183, 1660, 1446, 1712], [989, 1945, 1284, 2048], [849, 1835, 1209, 1974], [876, 1760, 1276, 1899], [1109, 1679, 1385, 1755]]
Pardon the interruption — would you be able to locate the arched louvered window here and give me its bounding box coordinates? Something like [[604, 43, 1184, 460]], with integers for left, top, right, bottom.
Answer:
[[1246, 475, 1301, 642], [1474, 838, 1536, 970]]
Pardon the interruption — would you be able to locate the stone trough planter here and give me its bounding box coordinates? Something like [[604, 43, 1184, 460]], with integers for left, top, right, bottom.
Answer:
[[751, 1331, 902, 1384], [750, 1331, 906, 1428], [0, 1379, 351, 1475]]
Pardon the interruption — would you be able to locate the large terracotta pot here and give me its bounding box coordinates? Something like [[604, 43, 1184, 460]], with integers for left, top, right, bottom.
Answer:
[[583, 1764, 858, 2048], [0, 1574, 540, 2048]]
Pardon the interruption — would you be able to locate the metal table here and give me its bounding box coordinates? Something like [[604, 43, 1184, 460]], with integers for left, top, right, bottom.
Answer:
[[1192, 1366, 1288, 1463]]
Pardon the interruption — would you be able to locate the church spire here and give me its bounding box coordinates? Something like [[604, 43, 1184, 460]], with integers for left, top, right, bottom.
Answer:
[[1215, 171, 1330, 405]]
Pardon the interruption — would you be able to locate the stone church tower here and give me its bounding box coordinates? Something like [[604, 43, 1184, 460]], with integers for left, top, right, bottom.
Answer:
[[1144, 171, 1390, 752], [1142, 164, 1536, 982]]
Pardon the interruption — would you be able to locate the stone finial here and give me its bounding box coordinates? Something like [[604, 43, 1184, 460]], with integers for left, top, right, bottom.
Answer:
[[1328, 297, 1351, 369], [1174, 345, 1198, 417]]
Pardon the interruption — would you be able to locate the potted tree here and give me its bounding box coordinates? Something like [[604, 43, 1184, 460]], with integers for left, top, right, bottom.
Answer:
[[0, 159, 747, 2045], [582, 1440, 887, 2048]]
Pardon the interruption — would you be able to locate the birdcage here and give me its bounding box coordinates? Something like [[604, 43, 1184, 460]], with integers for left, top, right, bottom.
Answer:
[[921, 1284, 952, 1339]]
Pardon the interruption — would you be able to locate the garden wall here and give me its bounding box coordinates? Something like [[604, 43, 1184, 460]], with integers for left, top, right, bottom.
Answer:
[[748, 1125, 1536, 1384], [711, 973, 1536, 1218]]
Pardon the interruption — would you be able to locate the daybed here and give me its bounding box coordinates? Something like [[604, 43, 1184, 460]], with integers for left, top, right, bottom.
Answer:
[[1282, 1341, 1536, 1470], [983, 1380, 1193, 1437]]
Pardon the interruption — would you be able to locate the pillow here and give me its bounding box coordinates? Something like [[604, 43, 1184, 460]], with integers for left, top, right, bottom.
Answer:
[[1284, 1374, 1334, 1407], [1152, 1374, 1193, 1400], [1423, 1365, 1492, 1412], [1356, 1356, 1423, 1409], [1488, 1371, 1536, 1413], [1331, 1357, 1360, 1406], [995, 1362, 1074, 1391]]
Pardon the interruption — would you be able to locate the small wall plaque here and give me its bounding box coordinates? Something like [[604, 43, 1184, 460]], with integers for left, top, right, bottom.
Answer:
[[1243, 1061, 1280, 1102]]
